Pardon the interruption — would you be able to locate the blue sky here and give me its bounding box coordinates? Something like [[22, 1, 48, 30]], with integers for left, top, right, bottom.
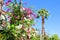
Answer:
[[4, 0, 60, 36]]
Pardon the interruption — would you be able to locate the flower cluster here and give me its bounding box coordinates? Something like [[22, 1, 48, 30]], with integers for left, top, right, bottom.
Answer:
[[0, 0, 40, 40], [4, 0, 37, 26]]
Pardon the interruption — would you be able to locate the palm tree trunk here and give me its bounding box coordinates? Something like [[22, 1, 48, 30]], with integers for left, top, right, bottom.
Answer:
[[42, 16, 45, 40]]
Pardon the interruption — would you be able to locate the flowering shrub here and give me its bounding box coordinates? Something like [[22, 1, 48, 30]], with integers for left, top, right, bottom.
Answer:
[[0, 0, 40, 40]]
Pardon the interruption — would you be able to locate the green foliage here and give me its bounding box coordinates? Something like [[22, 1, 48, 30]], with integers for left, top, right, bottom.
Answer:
[[37, 9, 49, 19], [52, 34, 59, 40], [48, 34, 60, 40], [31, 35, 40, 40]]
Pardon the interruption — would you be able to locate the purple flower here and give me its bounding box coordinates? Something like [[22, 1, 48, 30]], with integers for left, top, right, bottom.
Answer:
[[5, 0, 11, 6], [8, 16, 10, 18], [6, 8, 10, 12], [32, 13, 37, 18], [6, 2, 9, 6], [8, 0, 11, 2]]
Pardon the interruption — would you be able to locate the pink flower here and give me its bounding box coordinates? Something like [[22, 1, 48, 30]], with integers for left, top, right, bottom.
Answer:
[[27, 8, 32, 15], [21, 27, 25, 30], [27, 30, 30, 33], [25, 8, 28, 10], [14, 16, 18, 19], [29, 17, 32, 20], [27, 14, 32, 20], [6, 2, 10, 6], [21, 7, 26, 10], [5, 0, 11, 6], [27, 15, 31, 17], [24, 8, 32, 14]]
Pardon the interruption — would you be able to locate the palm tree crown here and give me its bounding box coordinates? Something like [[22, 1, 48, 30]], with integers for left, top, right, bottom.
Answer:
[[38, 9, 49, 19]]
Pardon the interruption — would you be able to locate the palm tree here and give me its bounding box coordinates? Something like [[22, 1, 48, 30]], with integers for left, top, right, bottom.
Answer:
[[38, 9, 49, 40]]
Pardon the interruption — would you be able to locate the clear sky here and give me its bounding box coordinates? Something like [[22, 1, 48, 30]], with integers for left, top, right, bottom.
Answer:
[[4, 0, 60, 36]]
